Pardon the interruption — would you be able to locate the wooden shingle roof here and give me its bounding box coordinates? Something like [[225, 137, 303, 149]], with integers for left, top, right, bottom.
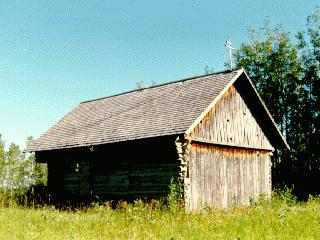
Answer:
[[28, 68, 288, 152], [28, 69, 243, 151]]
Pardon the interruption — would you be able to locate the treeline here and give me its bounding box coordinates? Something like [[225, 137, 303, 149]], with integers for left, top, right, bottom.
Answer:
[[235, 8, 320, 197], [0, 135, 47, 206]]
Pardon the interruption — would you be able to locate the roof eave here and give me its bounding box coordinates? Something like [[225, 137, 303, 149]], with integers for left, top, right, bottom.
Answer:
[[242, 69, 290, 150], [185, 68, 245, 135], [185, 67, 290, 151]]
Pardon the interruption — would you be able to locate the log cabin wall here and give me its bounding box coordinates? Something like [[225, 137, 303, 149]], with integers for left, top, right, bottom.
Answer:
[[37, 148, 92, 202], [175, 136, 191, 207], [90, 136, 179, 201], [187, 84, 273, 210], [36, 136, 179, 203]]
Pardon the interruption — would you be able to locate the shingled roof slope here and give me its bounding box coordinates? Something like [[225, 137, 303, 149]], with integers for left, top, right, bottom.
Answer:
[[28, 69, 242, 151]]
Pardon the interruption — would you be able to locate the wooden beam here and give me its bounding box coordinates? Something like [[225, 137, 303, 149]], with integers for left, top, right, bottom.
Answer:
[[187, 137, 274, 151]]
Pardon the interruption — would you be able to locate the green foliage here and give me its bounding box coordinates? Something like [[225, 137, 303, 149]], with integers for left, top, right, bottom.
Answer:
[[275, 186, 298, 206], [0, 135, 5, 178], [307, 194, 320, 204], [0, 135, 48, 206], [248, 193, 271, 209], [135, 80, 157, 90], [235, 18, 303, 137], [204, 65, 215, 74], [135, 80, 145, 90], [1, 196, 320, 239], [167, 177, 183, 211], [234, 10, 320, 197], [296, 7, 320, 177], [25, 136, 48, 186]]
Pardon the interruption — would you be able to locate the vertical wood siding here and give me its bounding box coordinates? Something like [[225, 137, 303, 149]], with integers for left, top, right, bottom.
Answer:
[[189, 144, 271, 210], [186, 83, 274, 210], [190, 85, 273, 149]]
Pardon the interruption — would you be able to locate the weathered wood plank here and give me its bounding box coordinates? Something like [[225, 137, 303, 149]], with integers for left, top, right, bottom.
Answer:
[[189, 143, 271, 210], [188, 137, 274, 151], [190, 85, 273, 150]]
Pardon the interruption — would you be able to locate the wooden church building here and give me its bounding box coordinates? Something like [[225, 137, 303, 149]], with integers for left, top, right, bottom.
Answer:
[[28, 68, 289, 210]]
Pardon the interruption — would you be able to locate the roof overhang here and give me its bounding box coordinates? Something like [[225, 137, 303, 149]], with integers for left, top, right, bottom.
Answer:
[[185, 68, 290, 150]]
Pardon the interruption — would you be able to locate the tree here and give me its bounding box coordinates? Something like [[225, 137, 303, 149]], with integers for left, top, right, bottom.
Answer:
[[135, 80, 157, 90], [234, 19, 309, 195], [0, 135, 5, 188], [135, 80, 145, 90], [0, 135, 48, 205], [293, 7, 320, 194], [3, 143, 25, 198], [204, 65, 215, 74], [25, 136, 47, 186]]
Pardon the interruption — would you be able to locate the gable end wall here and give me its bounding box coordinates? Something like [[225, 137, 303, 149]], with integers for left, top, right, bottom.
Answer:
[[189, 84, 273, 150], [185, 84, 273, 210]]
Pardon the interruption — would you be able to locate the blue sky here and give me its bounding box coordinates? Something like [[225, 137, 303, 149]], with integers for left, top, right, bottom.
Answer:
[[0, 0, 318, 149]]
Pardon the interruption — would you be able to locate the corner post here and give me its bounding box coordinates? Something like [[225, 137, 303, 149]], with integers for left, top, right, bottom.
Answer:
[[175, 135, 191, 211]]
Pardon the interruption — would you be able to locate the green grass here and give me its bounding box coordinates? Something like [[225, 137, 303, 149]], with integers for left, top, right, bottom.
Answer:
[[0, 198, 320, 240]]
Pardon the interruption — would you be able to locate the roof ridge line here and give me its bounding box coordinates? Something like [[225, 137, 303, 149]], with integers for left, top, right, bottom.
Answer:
[[77, 79, 182, 132], [80, 68, 240, 104]]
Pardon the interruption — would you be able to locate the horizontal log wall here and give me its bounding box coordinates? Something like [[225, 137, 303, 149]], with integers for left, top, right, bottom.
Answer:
[[91, 160, 129, 199], [37, 136, 178, 202], [64, 159, 90, 196], [189, 144, 271, 211], [190, 85, 273, 150], [128, 162, 177, 200], [91, 161, 177, 200]]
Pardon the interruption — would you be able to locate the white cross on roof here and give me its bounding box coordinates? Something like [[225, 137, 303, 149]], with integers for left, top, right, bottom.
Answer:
[[225, 37, 234, 69]]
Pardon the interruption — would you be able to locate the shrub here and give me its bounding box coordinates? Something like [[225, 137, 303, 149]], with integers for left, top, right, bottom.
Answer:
[[167, 177, 183, 211], [276, 186, 297, 206]]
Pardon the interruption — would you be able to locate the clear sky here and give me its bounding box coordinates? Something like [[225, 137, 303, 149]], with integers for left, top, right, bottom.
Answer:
[[0, 0, 318, 150]]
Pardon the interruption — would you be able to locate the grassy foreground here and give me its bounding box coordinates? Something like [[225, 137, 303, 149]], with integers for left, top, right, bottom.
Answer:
[[0, 198, 320, 240]]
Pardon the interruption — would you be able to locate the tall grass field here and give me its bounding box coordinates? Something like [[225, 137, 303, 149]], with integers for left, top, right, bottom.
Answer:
[[0, 194, 320, 240]]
